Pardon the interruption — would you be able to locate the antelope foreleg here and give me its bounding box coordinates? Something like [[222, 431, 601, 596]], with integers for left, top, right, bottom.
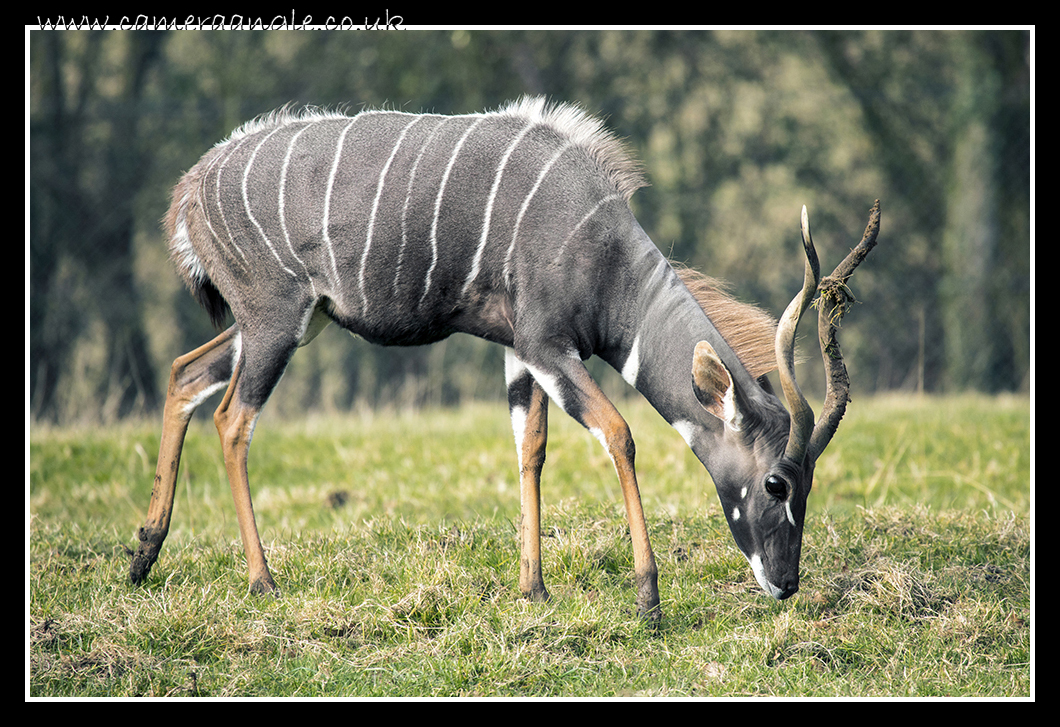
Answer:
[[517, 351, 661, 620], [130, 326, 240, 585], [506, 349, 551, 602], [517, 380, 550, 603], [582, 403, 661, 621]]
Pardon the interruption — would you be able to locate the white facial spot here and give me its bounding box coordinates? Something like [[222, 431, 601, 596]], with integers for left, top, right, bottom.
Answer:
[[785, 500, 796, 527], [731, 506, 740, 521], [740, 487, 748, 499], [748, 554, 785, 600]]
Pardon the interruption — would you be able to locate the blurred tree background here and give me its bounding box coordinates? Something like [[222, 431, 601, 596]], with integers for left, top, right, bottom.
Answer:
[[28, 29, 1031, 424]]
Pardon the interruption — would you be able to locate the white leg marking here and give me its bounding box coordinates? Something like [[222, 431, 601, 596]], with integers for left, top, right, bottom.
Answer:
[[503, 141, 572, 285], [620, 334, 641, 389], [422, 116, 486, 306], [361, 116, 422, 311], [243, 125, 297, 277], [588, 426, 614, 463], [519, 360, 568, 414], [323, 118, 360, 301], [505, 350, 531, 471], [504, 347, 526, 387], [510, 404, 528, 471], [181, 331, 241, 417], [462, 119, 536, 297], [182, 379, 229, 418], [296, 302, 331, 347], [245, 407, 263, 449]]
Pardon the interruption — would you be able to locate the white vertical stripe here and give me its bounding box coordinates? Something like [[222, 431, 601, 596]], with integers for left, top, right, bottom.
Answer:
[[242, 125, 297, 277], [278, 122, 316, 296], [422, 116, 486, 306], [210, 137, 252, 266], [461, 119, 536, 297], [551, 193, 623, 265], [395, 117, 446, 297], [195, 159, 220, 261], [196, 152, 234, 269], [503, 141, 571, 285], [322, 118, 360, 300], [361, 116, 421, 311]]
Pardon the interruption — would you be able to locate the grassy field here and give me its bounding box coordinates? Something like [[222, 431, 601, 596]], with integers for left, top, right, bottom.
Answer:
[[29, 394, 1031, 698]]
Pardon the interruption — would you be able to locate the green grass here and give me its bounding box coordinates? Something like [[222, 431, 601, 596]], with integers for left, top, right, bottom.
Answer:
[[29, 395, 1031, 697]]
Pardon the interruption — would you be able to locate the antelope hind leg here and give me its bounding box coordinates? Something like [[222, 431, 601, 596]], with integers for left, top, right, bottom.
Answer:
[[130, 326, 240, 585], [212, 365, 277, 594], [210, 325, 300, 595]]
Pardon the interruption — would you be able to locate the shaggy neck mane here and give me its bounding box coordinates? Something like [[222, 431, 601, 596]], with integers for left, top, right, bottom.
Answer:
[[674, 265, 778, 379]]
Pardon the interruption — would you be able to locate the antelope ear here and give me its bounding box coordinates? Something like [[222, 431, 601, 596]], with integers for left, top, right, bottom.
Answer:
[[692, 341, 742, 430]]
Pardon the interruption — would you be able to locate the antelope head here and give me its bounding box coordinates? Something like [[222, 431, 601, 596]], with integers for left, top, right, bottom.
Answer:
[[692, 202, 881, 599]]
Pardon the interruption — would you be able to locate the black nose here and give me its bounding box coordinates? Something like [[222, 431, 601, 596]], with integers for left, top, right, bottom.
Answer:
[[777, 581, 799, 600]]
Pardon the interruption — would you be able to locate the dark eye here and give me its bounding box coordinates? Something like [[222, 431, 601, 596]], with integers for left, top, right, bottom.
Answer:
[[764, 474, 787, 499]]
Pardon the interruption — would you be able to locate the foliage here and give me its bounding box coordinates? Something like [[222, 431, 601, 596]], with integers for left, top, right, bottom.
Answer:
[[28, 29, 1030, 424]]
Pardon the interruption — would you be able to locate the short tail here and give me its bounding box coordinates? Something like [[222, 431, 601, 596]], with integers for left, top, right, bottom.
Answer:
[[190, 277, 230, 330], [163, 158, 232, 330]]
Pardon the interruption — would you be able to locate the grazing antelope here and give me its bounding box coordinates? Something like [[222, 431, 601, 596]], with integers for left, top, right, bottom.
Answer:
[[129, 97, 880, 619]]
